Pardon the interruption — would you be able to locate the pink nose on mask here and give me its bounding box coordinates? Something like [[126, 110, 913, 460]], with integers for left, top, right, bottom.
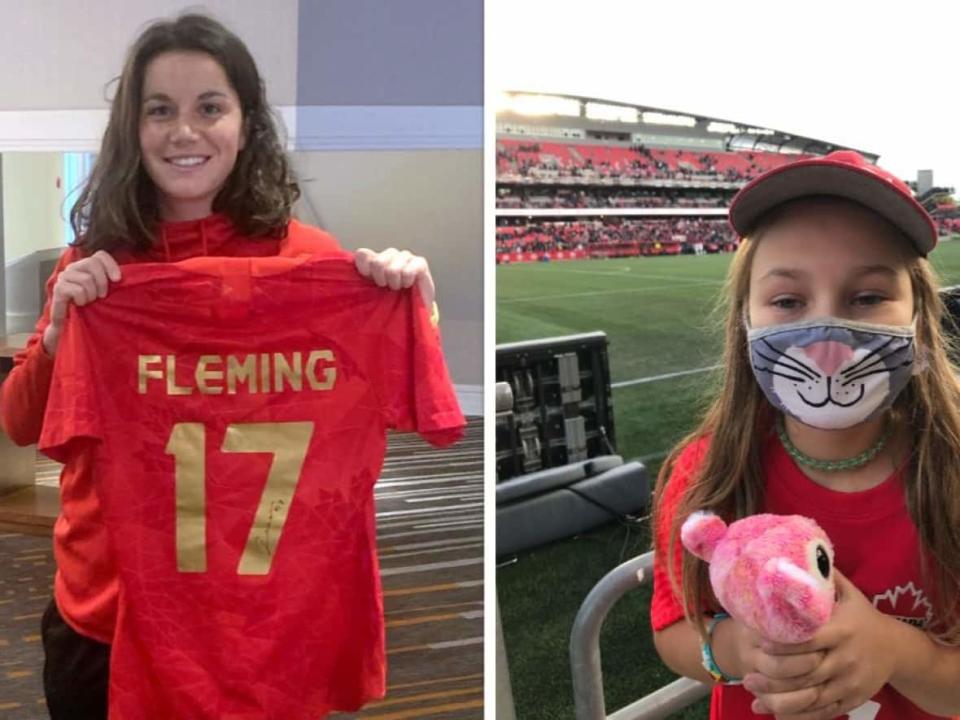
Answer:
[[801, 341, 854, 377]]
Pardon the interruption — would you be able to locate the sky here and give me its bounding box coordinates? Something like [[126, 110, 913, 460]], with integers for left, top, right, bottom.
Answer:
[[488, 0, 960, 193]]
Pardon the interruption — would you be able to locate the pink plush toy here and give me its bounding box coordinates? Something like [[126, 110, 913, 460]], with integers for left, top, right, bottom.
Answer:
[[680, 511, 836, 643]]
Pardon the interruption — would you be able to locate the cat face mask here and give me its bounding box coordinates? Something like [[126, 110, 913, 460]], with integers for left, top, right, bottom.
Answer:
[[746, 317, 916, 430]]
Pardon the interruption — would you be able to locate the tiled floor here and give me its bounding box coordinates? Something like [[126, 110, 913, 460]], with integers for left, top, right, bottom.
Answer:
[[0, 531, 52, 719]]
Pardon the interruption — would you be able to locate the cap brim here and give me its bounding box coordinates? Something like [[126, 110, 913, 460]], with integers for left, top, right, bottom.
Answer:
[[729, 162, 936, 256]]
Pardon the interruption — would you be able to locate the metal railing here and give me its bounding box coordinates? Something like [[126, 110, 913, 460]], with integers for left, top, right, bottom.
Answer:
[[570, 552, 711, 719]]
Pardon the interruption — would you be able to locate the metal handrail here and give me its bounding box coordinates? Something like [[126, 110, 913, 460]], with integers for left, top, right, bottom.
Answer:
[[570, 551, 711, 719]]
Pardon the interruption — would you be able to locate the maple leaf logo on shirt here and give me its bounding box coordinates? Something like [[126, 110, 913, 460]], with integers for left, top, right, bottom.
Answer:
[[871, 582, 933, 628]]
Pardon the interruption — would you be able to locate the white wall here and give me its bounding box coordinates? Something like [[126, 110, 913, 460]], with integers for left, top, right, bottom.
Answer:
[[2, 153, 64, 262]]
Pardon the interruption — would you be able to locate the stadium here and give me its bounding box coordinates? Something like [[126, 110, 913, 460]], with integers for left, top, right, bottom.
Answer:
[[495, 92, 960, 719]]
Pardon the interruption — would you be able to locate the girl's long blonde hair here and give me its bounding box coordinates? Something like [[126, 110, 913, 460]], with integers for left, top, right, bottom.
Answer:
[[652, 212, 960, 644]]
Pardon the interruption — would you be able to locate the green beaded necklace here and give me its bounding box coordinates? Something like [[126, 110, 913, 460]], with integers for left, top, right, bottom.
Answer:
[[776, 415, 892, 472]]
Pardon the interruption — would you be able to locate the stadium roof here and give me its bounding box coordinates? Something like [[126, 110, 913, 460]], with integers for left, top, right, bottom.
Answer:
[[497, 91, 879, 161]]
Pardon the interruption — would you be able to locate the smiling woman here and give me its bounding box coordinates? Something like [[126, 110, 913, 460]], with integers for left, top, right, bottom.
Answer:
[[70, 13, 299, 250], [138, 51, 248, 222], [0, 10, 464, 720]]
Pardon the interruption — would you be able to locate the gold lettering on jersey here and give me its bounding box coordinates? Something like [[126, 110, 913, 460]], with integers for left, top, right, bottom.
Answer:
[[196, 355, 224, 395], [306, 350, 337, 390], [222, 422, 313, 575], [165, 421, 314, 576], [273, 352, 302, 393], [165, 423, 207, 573], [226, 355, 257, 394], [139, 355, 163, 394], [167, 355, 192, 396], [260, 353, 271, 395], [137, 351, 338, 395]]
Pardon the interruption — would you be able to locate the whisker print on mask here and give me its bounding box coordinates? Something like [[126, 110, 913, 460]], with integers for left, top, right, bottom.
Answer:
[[839, 336, 898, 377], [755, 350, 820, 381], [748, 318, 915, 428], [840, 359, 914, 386], [837, 356, 885, 380], [798, 377, 865, 407], [839, 341, 912, 381], [754, 367, 814, 383], [757, 339, 821, 380]]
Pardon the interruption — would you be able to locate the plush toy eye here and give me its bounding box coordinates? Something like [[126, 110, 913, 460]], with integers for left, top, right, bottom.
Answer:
[[816, 545, 831, 578]]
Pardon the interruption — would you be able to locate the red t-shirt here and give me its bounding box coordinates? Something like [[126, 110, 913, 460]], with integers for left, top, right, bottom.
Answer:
[[652, 433, 951, 720], [38, 254, 465, 719]]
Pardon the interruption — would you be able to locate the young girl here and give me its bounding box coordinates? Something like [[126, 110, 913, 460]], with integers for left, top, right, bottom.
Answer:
[[0, 13, 444, 718], [651, 151, 960, 720]]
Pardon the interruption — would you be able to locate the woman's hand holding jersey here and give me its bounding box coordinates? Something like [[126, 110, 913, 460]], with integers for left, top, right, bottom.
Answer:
[[41, 247, 435, 358], [354, 247, 435, 308], [43, 250, 123, 356], [743, 570, 895, 720]]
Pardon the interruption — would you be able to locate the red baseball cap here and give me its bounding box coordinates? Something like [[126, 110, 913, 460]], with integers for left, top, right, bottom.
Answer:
[[729, 150, 938, 256]]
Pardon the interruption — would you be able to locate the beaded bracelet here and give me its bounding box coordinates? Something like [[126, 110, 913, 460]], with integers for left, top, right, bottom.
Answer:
[[701, 612, 743, 685]]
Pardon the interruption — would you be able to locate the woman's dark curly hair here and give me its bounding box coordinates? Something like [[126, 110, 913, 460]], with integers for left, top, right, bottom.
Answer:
[[70, 12, 300, 253]]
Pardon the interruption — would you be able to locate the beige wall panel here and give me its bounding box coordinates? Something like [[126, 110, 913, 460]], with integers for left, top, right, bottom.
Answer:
[[2, 152, 64, 261]]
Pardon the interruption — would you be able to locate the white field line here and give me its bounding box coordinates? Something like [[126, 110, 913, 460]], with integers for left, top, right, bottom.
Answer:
[[612, 364, 721, 388], [501, 279, 721, 304], [540, 268, 724, 283]]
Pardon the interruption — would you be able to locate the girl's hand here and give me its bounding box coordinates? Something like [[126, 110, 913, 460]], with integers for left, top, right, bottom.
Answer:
[[712, 614, 770, 680], [716, 617, 825, 696], [354, 248, 435, 308], [745, 570, 896, 720], [44, 250, 122, 355]]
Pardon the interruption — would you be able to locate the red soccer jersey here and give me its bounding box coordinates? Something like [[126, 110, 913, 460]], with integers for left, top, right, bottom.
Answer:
[[38, 254, 466, 719], [652, 433, 952, 720]]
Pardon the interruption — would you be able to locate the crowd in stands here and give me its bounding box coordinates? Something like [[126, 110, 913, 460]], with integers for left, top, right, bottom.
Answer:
[[937, 216, 960, 236], [496, 212, 960, 254], [496, 217, 735, 254], [496, 139, 810, 185], [496, 138, 960, 250], [496, 186, 731, 209]]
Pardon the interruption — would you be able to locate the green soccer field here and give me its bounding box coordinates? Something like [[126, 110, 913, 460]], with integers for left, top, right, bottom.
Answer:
[[496, 241, 960, 719]]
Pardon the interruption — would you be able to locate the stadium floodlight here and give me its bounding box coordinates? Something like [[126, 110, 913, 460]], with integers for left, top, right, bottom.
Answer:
[[641, 111, 696, 127], [499, 93, 581, 118], [585, 102, 639, 123], [707, 121, 742, 134], [746, 127, 775, 135]]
